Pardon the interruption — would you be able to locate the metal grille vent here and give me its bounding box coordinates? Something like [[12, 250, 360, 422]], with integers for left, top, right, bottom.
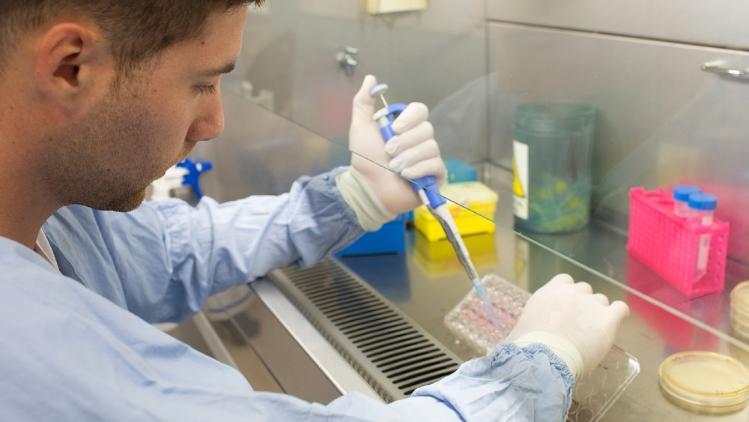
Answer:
[[270, 259, 461, 401]]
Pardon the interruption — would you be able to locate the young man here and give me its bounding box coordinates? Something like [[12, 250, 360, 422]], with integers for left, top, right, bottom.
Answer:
[[0, 1, 629, 420]]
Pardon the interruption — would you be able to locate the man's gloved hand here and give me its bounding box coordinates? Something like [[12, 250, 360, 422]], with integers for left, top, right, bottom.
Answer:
[[507, 274, 630, 381], [336, 75, 447, 231]]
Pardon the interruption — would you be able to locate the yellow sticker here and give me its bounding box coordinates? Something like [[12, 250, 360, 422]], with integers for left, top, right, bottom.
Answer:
[[513, 141, 529, 220], [513, 158, 526, 199]]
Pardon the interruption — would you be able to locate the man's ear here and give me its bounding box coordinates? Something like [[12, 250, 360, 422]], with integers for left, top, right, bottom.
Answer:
[[34, 23, 111, 117]]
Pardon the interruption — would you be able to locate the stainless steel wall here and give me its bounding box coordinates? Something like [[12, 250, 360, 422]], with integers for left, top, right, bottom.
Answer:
[[229, 0, 489, 164], [487, 0, 749, 50]]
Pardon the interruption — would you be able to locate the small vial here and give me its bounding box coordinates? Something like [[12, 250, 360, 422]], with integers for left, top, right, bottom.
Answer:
[[688, 193, 717, 225], [688, 193, 717, 280], [672, 185, 701, 217]]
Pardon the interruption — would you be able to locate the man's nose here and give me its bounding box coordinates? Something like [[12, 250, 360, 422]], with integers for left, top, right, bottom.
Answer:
[[188, 92, 225, 142]]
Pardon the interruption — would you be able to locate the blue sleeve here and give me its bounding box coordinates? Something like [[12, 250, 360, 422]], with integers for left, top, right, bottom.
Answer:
[[162, 343, 572, 422], [409, 343, 574, 421], [0, 247, 572, 421], [44, 167, 364, 324], [318, 343, 574, 422], [1, 295, 573, 422]]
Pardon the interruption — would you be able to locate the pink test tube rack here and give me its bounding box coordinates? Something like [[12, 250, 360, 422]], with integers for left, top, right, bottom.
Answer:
[[627, 187, 730, 298]]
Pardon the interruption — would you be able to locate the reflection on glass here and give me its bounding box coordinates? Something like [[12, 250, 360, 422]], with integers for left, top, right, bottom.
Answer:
[[627, 257, 722, 352], [339, 253, 411, 303], [413, 231, 497, 278]]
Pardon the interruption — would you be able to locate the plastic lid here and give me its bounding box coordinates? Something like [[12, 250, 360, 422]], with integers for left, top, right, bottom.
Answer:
[[440, 182, 499, 206], [659, 351, 749, 415], [687, 193, 717, 211], [673, 185, 701, 202], [514, 103, 595, 134]]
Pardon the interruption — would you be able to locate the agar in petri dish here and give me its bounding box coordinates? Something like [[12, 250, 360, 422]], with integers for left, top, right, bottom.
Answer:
[[659, 351, 749, 415]]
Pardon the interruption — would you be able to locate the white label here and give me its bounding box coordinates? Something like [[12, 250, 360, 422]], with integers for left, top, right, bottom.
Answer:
[[697, 233, 711, 277], [513, 140, 529, 220]]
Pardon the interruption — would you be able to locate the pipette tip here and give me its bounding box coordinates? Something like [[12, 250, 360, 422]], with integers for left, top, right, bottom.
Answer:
[[472, 278, 503, 332]]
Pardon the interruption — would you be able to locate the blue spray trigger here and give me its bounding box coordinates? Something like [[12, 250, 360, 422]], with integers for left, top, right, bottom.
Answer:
[[176, 158, 213, 200]]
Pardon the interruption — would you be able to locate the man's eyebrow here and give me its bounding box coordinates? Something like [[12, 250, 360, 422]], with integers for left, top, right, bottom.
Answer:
[[199, 61, 236, 77]]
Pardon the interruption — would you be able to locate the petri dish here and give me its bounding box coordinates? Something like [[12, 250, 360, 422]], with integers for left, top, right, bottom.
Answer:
[[731, 281, 749, 309], [659, 351, 749, 415], [731, 316, 749, 343], [731, 307, 749, 328], [729, 343, 749, 369], [732, 304, 749, 323]]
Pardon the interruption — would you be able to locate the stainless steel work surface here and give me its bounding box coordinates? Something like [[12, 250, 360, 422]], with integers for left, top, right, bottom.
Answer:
[[330, 184, 749, 421]]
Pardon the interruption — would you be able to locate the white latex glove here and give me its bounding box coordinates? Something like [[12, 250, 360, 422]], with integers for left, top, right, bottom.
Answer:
[[337, 75, 447, 231], [507, 274, 630, 382]]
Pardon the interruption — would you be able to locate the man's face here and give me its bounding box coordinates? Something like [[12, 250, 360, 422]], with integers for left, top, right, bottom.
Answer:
[[47, 8, 247, 211]]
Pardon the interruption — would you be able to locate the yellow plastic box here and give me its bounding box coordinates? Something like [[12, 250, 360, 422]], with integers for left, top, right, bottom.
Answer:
[[413, 232, 497, 276], [414, 182, 498, 241]]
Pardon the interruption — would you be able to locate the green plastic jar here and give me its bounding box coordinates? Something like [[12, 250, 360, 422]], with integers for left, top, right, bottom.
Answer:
[[512, 103, 595, 233]]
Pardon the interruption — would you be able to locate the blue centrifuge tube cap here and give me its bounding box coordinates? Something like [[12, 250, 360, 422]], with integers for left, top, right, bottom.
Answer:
[[673, 185, 701, 202], [687, 193, 717, 211]]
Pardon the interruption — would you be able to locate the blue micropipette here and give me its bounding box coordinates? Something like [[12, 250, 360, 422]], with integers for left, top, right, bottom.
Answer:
[[369, 83, 502, 331]]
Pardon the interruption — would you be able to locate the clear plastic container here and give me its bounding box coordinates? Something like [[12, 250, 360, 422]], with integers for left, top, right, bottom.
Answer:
[[513, 103, 595, 234], [659, 351, 749, 415], [672, 185, 701, 217], [687, 193, 718, 280]]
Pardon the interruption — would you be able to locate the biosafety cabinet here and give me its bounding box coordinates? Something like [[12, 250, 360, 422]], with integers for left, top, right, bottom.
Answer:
[[182, 1, 749, 420]]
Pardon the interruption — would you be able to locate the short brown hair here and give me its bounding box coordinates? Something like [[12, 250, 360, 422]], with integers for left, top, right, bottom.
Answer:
[[0, 0, 263, 73]]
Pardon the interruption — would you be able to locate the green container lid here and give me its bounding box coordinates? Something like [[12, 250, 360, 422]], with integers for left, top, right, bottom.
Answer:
[[514, 103, 596, 135]]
